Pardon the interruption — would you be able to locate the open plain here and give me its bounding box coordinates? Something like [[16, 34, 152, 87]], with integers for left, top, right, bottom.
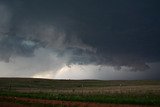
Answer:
[[0, 78, 160, 107]]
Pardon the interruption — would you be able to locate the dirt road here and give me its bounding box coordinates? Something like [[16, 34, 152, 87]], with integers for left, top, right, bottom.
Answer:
[[0, 96, 158, 107]]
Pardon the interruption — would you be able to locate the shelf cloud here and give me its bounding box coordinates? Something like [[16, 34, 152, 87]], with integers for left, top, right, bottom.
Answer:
[[0, 0, 160, 79]]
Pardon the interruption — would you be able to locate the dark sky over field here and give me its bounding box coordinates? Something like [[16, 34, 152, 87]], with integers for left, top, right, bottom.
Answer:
[[0, 0, 160, 80]]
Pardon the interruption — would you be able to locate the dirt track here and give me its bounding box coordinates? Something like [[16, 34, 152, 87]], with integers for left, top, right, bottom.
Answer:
[[0, 96, 158, 107]]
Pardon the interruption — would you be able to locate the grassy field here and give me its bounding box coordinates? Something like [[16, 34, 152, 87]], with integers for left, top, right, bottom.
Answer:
[[0, 78, 160, 106]]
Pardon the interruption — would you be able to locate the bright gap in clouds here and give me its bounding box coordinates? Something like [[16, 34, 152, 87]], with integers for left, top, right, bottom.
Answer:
[[33, 64, 113, 79], [32, 64, 159, 80], [54, 65, 98, 79], [0, 47, 159, 80]]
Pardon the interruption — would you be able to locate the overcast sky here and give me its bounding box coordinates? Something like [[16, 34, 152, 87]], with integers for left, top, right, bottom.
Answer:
[[0, 0, 160, 80]]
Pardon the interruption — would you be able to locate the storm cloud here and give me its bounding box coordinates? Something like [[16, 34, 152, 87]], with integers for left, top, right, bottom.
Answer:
[[0, 0, 160, 79]]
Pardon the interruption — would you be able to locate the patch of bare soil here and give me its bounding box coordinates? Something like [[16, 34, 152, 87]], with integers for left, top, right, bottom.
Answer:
[[0, 102, 29, 107], [0, 96, 158, 107]]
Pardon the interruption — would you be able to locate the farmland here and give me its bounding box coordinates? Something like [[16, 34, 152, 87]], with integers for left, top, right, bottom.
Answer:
[[0, 78, 160, 107]]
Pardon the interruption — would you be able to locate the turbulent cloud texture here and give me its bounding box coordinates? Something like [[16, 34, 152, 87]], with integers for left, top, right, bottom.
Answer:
[[0, 0, 160, 79]]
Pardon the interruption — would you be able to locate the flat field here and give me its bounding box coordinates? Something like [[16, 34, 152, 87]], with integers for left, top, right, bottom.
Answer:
[[0, 78, 160, 107]]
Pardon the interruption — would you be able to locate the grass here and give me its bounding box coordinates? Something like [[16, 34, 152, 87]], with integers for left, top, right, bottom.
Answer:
[[1, 91, 160, 105], [0, 78, 160, 106]]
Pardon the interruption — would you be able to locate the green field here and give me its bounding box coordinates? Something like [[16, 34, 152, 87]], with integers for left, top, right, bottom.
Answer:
[[0, 78, 160, 106]]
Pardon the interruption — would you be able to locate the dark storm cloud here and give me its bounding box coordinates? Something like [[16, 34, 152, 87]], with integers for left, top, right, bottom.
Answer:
[[0, 0, 160, 72], [0, 36, 39, 62]]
